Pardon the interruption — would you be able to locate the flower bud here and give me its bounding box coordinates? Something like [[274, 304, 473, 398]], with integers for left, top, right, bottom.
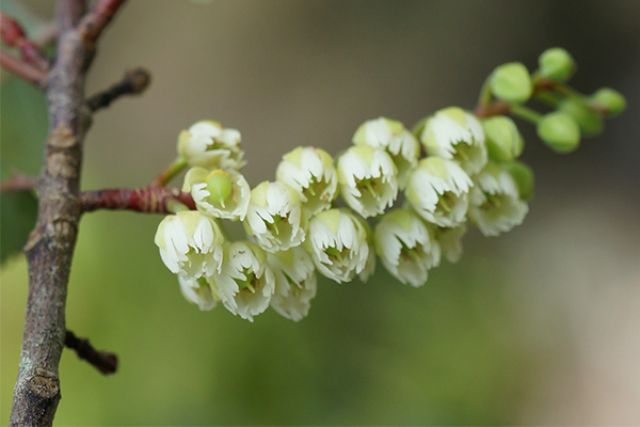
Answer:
[[243, 181, 305, 252], [558, 97, 603, 137], [178, 276, 218, 311], [305, 208, 370, 283], [212, 241, 275, 321], [433, 225, 466, 263], [353, 117, 420, 189], [482, 116, 524, 161], [154, 211, 224, 278], [590, 88, 626, 117], [503, 160, 534, 200], [337, 145, 398, 218], [469, 163, 528, 236], [538, 47, 575, 82], [267, 247, 317, 321], [490, 62, 533, 103], [416, 107, 487, 174], [374, 209, 440, 287], [405, 157, 472, 227], [276, 146, 338, 216], [537, 112, 580, 153], [177, 120, 246, 170], [183, 167, 250, 221]]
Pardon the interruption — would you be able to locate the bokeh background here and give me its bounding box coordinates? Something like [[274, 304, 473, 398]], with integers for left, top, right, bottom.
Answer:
[[1, 0, 639, 425]]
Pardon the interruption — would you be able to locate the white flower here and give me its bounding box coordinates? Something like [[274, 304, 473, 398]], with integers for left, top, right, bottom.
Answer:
[[154, 210, 224, 278], [267, 247, 317, 321], [243, 181, 305, 252], [305, 208, 370, 283], [405, 157, 472, 227], [353, 117, 420, 188], [183, 167, 250, 221], [374, 209, 440, 287], [416, 107, 487, 174], [276, 146, 338, 216], [178, 275, 218, 311], [177, 120, 246, 170], [337, 145, 398, 218], [213, 241, 275, 321], [468, 163, 528, 236], [433, 224, 467, 263]]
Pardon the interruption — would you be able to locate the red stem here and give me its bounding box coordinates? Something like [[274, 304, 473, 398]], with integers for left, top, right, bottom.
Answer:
[[80, 186, 195, 213], [0, 51, 46, 86]]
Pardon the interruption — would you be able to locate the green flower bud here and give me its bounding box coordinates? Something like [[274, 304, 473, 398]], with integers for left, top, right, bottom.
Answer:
[[490, 62, 533, 103], [590, 88, 626, 117], [558, 97, 603, 137], [537, 112, 580, 153], [206, 170, 234, 207], [482, 116, 524, 161], [538, 47, 575, 82], [504, 161, 534, 200]]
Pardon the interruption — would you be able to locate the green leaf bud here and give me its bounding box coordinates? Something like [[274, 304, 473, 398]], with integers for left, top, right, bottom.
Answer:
[[590, 87, 626, 117], [558, 97, 603, 137], [206, 169, 234, 207], [482, 116, 524, 161], [490, 62, 533, 103], [537, 112, 581, 153], [504, 161, 534, 200], [538, 47, 575, 82]]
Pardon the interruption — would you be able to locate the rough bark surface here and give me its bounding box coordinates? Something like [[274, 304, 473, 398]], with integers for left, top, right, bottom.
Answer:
[[9, 1, 113, 425]]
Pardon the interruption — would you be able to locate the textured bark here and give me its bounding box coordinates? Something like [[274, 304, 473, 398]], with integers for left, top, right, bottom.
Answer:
[[9, 1, 127, 425]]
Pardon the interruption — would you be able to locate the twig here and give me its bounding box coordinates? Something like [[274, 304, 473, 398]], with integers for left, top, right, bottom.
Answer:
[[77, 0, 128, 44], [0, 174, 37, 192], [0, 51, 46, 86], [81, 186, 195, 213], [0, 12, 50, 70], [87, 68, 151, 112], [10, 0, 128, 425], [64, 330, 118, 375]]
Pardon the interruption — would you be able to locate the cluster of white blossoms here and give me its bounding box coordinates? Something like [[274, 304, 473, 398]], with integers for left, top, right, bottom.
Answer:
[[151, 47, 626, 322], [155, 109, 533, 322]]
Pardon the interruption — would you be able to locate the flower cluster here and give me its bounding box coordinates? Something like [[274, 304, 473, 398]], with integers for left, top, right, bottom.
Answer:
[[155, 48, 625, 322]]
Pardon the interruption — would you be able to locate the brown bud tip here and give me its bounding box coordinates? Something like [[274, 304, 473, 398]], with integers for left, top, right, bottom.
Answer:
[[125, 68, 151, 94]]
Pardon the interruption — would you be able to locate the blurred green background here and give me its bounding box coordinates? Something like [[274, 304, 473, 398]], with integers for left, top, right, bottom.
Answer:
[[1, 0, 639, 425]]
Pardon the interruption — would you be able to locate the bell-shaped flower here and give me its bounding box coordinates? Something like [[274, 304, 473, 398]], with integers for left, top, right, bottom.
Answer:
[[305, 208, 370, 283], [267, 247, 317, 322], [243, 181, 305, 252], [374, 209, 440, 287], [154, 210, 224, 278], [469, 163, 528, 236], [416, 107, 487, 174], [353, 117, 420, 188], [276, 146, 338, 216], [177, 120, 246, 170], [213, 241, 275, 321], [433, 224, 467, 263], [183, 167, 250, 221], [337, 145, 398, 218], [178, 275, 218, 311], [405, 157, 472, 227]]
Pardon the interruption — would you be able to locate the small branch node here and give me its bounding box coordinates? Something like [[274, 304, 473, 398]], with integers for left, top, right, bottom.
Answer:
[[64, 330, 118, 375]]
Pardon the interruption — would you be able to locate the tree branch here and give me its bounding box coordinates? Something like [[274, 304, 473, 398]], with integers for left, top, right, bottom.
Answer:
[[9, 0, 128, 425], [0, 51, 46, 86], [77, 0, 127, 45], [64, 330, 118, 375], [87, 67, 151, 112], [81, 186, 195, 213], [0, 12, 50, 70]]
